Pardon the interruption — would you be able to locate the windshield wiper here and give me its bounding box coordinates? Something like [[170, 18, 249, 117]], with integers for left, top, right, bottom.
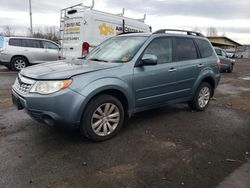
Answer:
[[88, 58, 108, 62]]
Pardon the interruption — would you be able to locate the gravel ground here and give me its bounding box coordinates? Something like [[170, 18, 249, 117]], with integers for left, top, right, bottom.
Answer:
[[0, 59, 250, 188]]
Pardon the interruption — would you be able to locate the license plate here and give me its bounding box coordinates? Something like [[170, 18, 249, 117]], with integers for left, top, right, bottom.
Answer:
[[12, 93, 24, 110]]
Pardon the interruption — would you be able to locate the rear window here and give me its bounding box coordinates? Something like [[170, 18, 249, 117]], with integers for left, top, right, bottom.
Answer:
[[9, 38, 22, 47], [22, 39, 42, 48], [0, 36, 3, 48], [175, 38, 198, 61], [195, 39, 213, 58]]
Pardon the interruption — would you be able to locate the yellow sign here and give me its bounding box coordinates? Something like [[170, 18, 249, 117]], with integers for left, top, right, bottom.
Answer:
[[99, 23, 114, 35]]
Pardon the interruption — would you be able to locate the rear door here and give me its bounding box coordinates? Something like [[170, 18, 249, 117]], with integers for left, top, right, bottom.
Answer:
[[171, 37, 202, 98]]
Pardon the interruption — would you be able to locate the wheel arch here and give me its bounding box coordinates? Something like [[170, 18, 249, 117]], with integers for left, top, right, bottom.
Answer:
[[192, 71, 217, 98], [11, 55, 30, 64]]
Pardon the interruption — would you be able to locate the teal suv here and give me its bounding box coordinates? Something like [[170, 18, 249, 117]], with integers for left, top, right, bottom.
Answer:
[[12, 29, 220, 141]]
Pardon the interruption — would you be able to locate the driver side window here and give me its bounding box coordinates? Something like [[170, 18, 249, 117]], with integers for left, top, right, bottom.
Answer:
[[143, 38, 172, 64]]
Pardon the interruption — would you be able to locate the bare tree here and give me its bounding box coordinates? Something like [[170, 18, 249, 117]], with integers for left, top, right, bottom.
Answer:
[[32, 26, 60, 43], [1, 26, 15, 36], [206, 27, 218, 37]]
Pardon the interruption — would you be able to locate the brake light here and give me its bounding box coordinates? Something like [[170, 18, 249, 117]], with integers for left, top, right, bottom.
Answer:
[[82, 42, 90, 55]]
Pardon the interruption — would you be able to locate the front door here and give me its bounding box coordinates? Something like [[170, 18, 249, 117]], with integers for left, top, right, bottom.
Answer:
[[133, 37, 178, 107]]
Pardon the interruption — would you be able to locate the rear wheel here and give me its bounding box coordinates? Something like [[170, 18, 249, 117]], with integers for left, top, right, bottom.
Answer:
[[80, 95, 125, 141], [11, 56, 28, 71], [189, 82, 212, 111]]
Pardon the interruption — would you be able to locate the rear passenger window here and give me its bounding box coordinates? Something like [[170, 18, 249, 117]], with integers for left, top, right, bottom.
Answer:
[[143, 38, 172, 64], [9, 39, 22, 47], [22, 39, 42, 48], [175, 38, 198, 61], [195, 39, 213, 58]]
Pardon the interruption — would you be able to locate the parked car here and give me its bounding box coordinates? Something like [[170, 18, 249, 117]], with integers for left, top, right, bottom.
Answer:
[[214, 47, 235, 72], [0, 36, 60, 71], [60, 2, 151, 60], [12, 29, 220, 141]]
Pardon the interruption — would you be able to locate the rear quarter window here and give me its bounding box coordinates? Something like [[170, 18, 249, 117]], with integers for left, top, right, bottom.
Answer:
[[9, 38, 22, 47], [195, 39, 213, 58]]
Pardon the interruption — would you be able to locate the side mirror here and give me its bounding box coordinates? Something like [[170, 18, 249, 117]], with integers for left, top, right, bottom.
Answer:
[[141, 54, 157, 66]]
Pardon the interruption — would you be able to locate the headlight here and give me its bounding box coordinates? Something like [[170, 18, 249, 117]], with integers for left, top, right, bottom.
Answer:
[[30, 80, 72, 95]]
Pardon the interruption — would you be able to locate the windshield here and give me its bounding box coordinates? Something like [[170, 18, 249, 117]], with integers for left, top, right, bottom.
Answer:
[[0, 36, 4, 48], [86, 36, 148, 63]]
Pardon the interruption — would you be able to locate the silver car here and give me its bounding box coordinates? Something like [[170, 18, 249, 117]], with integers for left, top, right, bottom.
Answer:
[[0, 36, 60, 71]]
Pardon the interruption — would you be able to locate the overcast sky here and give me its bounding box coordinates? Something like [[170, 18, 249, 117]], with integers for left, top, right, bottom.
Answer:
[[0, 0, 249, 44]]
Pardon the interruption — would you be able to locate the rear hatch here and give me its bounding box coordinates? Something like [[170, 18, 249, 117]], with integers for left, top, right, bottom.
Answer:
[[62, 16, 83, 60]]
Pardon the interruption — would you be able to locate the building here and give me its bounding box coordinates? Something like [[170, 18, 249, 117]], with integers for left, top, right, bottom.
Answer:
[[207, 36, 250, 59], [207, 36, 242, 49]]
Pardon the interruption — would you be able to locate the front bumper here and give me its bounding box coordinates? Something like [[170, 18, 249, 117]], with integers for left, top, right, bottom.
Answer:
[[11, 88, 86, 127]]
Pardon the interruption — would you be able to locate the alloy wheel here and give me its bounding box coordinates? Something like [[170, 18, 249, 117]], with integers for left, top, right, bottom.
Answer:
[[91, 103, 120, 137]]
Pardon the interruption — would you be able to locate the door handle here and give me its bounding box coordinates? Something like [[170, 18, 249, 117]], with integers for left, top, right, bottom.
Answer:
[[168, 68, 177, 72], [197, 64, 204, 68]]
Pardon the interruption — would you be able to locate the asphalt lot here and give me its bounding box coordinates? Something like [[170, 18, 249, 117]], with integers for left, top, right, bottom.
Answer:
[[0, 60, 250, 188]]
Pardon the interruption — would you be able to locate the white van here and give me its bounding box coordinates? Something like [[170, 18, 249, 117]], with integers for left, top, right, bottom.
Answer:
[[60, 1, 151, 60]]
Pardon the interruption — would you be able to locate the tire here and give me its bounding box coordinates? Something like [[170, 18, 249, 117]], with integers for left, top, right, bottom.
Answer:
[[227, 64, 234, 73], [188, 82, 212, 111], [11, 56, 28, 71], [80, 95, 125, 141]]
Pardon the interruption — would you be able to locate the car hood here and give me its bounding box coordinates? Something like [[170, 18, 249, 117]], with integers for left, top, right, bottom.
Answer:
[[20, 60, 122, 80]]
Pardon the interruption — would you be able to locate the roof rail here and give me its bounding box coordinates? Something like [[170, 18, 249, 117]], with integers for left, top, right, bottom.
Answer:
[[153, 29, 204, 37]]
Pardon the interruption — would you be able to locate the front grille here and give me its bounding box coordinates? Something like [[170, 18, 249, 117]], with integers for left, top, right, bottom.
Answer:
[[13, 75, 35, 95]]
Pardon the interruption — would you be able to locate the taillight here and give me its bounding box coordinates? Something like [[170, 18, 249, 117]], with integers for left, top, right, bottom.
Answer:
[[216, 58, 221, 69], [82, 42, 90, 55]]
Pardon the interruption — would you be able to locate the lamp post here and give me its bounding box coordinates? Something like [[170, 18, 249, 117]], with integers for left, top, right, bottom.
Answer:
[[29, 0, 33, 36]]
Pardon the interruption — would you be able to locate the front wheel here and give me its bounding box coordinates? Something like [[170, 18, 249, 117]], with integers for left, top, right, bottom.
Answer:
[[188, 82, 212, 111], [80, 95, 125, 141]]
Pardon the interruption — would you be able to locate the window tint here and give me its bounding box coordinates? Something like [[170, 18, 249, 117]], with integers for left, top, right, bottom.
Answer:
[[42, 41, 58, 50], [22, 39, 42, 48], [143, 38, 172, 64], [195, 39, 213, 58], [175, 38, 198, 61], [9, 38, 22, 47]]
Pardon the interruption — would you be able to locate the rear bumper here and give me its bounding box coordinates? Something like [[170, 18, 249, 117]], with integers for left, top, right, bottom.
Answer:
[[11, 88, 86, 128]]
